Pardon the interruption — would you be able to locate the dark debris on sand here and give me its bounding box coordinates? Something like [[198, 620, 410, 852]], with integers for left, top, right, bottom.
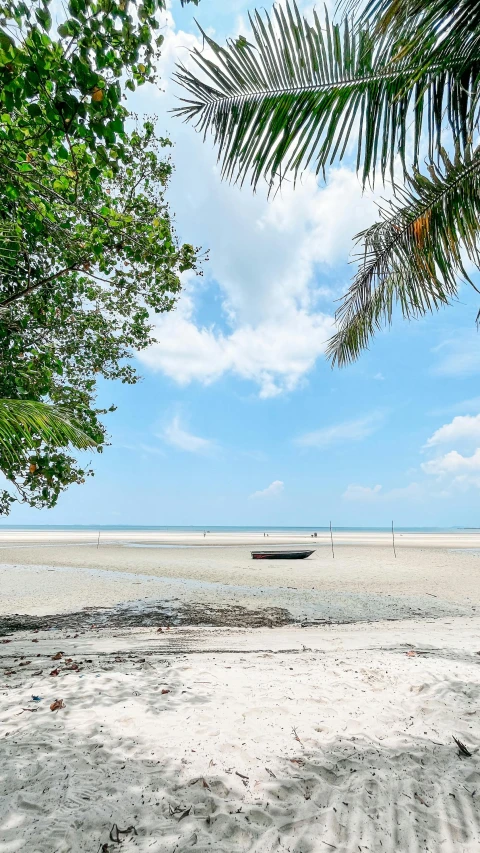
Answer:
[[0, 601, 294, 635]]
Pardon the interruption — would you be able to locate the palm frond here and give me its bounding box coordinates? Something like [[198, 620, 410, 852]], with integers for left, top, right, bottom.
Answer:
[[0, 399, 98, 465], [358, 0, 480, 71], [327, 146, 480, 366], [173, 1, 480, 189]]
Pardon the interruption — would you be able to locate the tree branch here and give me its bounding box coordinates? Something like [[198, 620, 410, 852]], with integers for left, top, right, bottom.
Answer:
[[0, 263, 84, 308]]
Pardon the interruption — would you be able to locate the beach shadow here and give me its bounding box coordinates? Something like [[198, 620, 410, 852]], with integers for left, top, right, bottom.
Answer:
[[2, 661, 480, 853]]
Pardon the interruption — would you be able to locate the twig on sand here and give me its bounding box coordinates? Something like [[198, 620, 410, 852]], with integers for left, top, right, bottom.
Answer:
[[178, 807, 192, 821], [292, 726, 303, 745], [453, 736, 473, 757], [235, 771, 249, 787], [168, 803, 192, 819], [109, 824, 137, 843]]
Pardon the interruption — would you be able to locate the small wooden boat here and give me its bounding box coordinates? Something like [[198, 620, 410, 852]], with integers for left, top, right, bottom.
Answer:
[[251, 549, 315, 560]]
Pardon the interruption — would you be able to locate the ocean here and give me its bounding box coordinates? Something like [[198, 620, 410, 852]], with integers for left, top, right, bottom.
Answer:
[[0, 525, 476, 533]]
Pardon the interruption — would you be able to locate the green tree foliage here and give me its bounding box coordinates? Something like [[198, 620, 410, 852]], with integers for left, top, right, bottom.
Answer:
[[174, 0, 480, 364], [0, 0, 198, 512]]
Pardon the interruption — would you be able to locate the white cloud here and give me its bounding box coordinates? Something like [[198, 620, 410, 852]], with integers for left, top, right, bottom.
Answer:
[[138, 443, 166, 456], [431, 397, 480, 416], [374, 372, 385, 381], [249, 480, 284, 499], [120, 442, 166, 457], [424, 414, 480, 448], [343, 484, 382, 501], [432, 335, 480, 377], [337, 403, 480, 500], [160, 415, 214, 454], [132, 16, 379, 397], [387, 483, 424, 500], [296, 412, 384, 448], [420, 410, 480, 490], [422, 449, 480, 477], [343, 482, 422, 501], [141, 291, 334, 398]]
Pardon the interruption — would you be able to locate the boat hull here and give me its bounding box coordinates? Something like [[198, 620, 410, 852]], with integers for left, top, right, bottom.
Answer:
[[251, 550, 315, 560]]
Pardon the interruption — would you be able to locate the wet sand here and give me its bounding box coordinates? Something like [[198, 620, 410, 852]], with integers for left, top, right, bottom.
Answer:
[[0, 537, 479, 627]]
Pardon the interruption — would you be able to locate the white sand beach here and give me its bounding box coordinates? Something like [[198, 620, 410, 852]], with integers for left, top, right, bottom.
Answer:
[[2, 618, 480, 852], [2, 533, 480, 851]]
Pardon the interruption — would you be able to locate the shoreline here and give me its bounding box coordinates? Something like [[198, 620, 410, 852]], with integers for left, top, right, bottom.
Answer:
[[0, 529, 480, 548]]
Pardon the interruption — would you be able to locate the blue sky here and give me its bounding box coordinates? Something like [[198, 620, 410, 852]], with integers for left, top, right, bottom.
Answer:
[[6, 0, 480, 527]]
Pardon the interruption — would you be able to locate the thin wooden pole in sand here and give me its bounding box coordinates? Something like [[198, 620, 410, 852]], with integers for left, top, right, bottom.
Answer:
[[392, 520, 396, 558], [330, 521, 335, 559], [97, 530, 100, 549]]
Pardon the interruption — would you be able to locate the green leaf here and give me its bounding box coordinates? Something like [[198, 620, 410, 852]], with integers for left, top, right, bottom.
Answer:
[[0, 399, 97, 464], [57, 20, 77, 38], [35, 7, 52, 32]]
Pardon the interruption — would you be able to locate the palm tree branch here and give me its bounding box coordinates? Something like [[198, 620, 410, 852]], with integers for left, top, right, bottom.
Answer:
[[0, 399, 98, 465], [173, 2, 480, 189], [354, 0, 480, 69], [327, 147, 480, 366]]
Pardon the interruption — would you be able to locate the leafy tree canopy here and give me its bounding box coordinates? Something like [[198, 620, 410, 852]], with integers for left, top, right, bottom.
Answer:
[[0, 0, 199, 513]]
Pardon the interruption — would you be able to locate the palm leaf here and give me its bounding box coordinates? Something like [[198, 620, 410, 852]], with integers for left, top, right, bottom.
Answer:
[[327, 146, 480, 366], [0, 399, 98, 465], [355, 0, 480, 71], [173, 1, 480, 189]]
